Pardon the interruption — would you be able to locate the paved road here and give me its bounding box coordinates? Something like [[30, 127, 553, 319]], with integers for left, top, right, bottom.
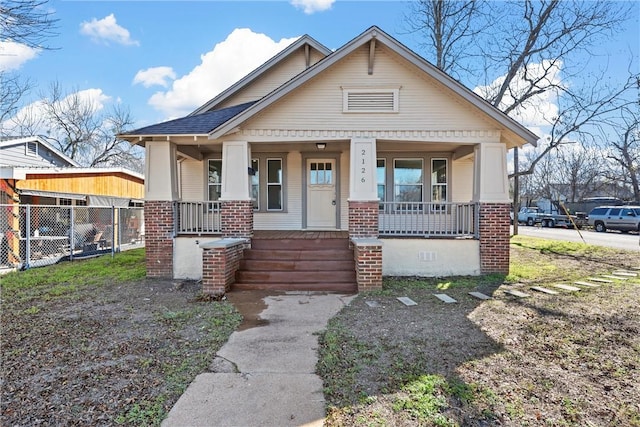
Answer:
[[514, 225, 640, 252]]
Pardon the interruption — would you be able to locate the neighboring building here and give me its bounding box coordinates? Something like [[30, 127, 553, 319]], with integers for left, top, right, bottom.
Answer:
[[1, 136, 144, 206], [119, 26, 538, 294], [1, 135, 145, 271]]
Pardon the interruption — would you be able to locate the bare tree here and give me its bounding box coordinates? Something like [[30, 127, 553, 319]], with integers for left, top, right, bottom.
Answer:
[[0, 0, 58, 49], [10, 82, 144, 172], [403, 0, 487, 77], [0, 73, 33, 128], [406, 0, 638, 231], [0, 0, 58, 134], [605, 107, 640, 201]]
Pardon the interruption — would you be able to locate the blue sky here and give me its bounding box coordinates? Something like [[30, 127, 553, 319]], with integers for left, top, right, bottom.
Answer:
[[2, 0, 639, 134]]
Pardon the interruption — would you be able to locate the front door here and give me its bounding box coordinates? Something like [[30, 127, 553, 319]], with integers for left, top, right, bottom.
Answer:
[[307, 159, 337, 229]]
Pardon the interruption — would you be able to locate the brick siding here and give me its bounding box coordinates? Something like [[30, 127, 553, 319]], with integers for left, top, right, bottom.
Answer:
[[353, 240, 383, 291], [221, 200, 253, 239], [144, 200, 174, 278], [201, 240, 246, 296], [349, 200, 379, 239], [478, 203, 510, 274]]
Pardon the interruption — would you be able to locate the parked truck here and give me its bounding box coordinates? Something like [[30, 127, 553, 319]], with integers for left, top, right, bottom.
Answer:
[[517, 206, 587, 229]]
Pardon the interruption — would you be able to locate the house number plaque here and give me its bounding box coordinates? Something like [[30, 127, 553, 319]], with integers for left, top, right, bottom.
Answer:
[[352, 139, 376, 199]]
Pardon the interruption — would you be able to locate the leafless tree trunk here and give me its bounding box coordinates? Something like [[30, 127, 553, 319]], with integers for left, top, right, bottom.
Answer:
[[403, 0, 487, 78], [405, 0, 637, 231]]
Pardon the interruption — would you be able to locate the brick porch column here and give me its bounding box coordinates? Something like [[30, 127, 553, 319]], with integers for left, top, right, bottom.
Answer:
[[221, 200, 253, 239], [348, 200, 379, 239], [201, 239, 245, 296], [352, 239, 383, 291], [144, 200, 174, 278], [478, 203, 510, 274]]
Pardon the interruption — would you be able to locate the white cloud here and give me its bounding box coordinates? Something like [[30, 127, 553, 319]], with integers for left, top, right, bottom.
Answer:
[[0, 41, 40, 71], [3, 88, 111, 135], [79, 14, 139, 46], [474, 60, 563, 129], [133, 66, 176, 88], [148, 28, 299, 118], [290, 0, 335, 14]]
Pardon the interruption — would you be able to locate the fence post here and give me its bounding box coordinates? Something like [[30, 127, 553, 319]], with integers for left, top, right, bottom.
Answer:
[[25, 205, 31, 269], [111, 206, 116, 257], [69, 207, 75, 261]]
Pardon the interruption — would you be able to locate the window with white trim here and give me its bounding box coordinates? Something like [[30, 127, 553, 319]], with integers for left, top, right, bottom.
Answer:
[[376, 159, 386, 206], [207, 159, 222, 201], [342, 87, 399, 113], [431, 159, 448, 204], [251, 159, 259, 210], [267, 158, 283, 211], [393, 159, 423, 203]]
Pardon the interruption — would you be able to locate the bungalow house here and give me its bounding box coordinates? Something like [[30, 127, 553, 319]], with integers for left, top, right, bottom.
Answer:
[[120, 26, 538, 295]]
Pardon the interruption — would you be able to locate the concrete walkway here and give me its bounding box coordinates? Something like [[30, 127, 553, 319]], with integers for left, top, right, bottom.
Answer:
[[162, 290, 355, 427]]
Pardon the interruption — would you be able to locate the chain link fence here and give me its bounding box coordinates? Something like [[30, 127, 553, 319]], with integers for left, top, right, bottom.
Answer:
[[0, 204, 144, 271]]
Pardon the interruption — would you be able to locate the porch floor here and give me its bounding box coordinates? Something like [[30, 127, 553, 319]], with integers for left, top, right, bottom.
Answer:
[[252, 230, 349, 239]]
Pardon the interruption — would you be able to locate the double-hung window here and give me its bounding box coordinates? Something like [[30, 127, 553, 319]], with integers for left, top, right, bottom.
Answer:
[[208, 159, 222, 201], [393, 159, 423, 204], [431, 159, 448, 209], [251, 159, 259, 210], [267, 159, 283, 211], [217, 156, 285, 212]]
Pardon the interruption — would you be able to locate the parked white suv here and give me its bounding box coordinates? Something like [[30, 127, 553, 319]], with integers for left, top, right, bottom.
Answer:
[[587, 206, 640, 233]]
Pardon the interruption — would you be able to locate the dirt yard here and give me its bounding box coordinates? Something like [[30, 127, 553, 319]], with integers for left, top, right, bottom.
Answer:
[[318, 238, 640, 426], [1, 239, 639, 426], [1, 276, 240, 426]]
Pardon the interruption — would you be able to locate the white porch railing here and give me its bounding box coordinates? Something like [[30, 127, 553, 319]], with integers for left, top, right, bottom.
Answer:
[[175, 201, 222, 235], [378, 202, 478, 238]]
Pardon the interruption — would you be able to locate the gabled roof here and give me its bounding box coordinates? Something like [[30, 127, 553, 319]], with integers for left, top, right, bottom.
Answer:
[[122, 101, 257, 137], [189, 34, 332, 116], [208, 26, 538, 146], [0, 135, 81, 167]]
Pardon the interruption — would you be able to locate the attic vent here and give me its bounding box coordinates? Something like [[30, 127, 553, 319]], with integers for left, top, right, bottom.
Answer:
[[26, 141, 38, 156], [343, 88, 399, 113]]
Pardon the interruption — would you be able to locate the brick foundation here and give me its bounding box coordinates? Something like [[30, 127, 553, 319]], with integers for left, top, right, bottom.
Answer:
[[478, 203, 510, 274], [221, 200, 254, 239], [201, 239, 246, 296], [144, 200, 174, 278], [353, 239, 383, 291], [349, 200, 379, 239]]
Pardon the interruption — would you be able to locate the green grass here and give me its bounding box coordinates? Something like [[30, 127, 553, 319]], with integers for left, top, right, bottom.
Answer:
[[1, 248, 146, 303]]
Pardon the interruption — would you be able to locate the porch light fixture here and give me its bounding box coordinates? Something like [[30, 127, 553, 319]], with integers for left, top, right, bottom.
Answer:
[[316, 143, 326, 150]]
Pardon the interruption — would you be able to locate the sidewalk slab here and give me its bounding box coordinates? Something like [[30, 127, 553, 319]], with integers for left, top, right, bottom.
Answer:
[[162, 291, 354, 427]]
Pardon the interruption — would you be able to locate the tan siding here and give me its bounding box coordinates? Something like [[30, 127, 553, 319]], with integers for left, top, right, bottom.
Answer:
[[245, 44, 494, 132], [17, 173, 143, 199], [218, 48, 312, 109], [254, 151, 303, 230], [180, 159, 204, 201]]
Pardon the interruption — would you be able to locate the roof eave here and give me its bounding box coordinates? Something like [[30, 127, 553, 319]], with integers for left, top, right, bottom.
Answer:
[[209, 26, 539, 147], [190, 35, 332, 116]]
